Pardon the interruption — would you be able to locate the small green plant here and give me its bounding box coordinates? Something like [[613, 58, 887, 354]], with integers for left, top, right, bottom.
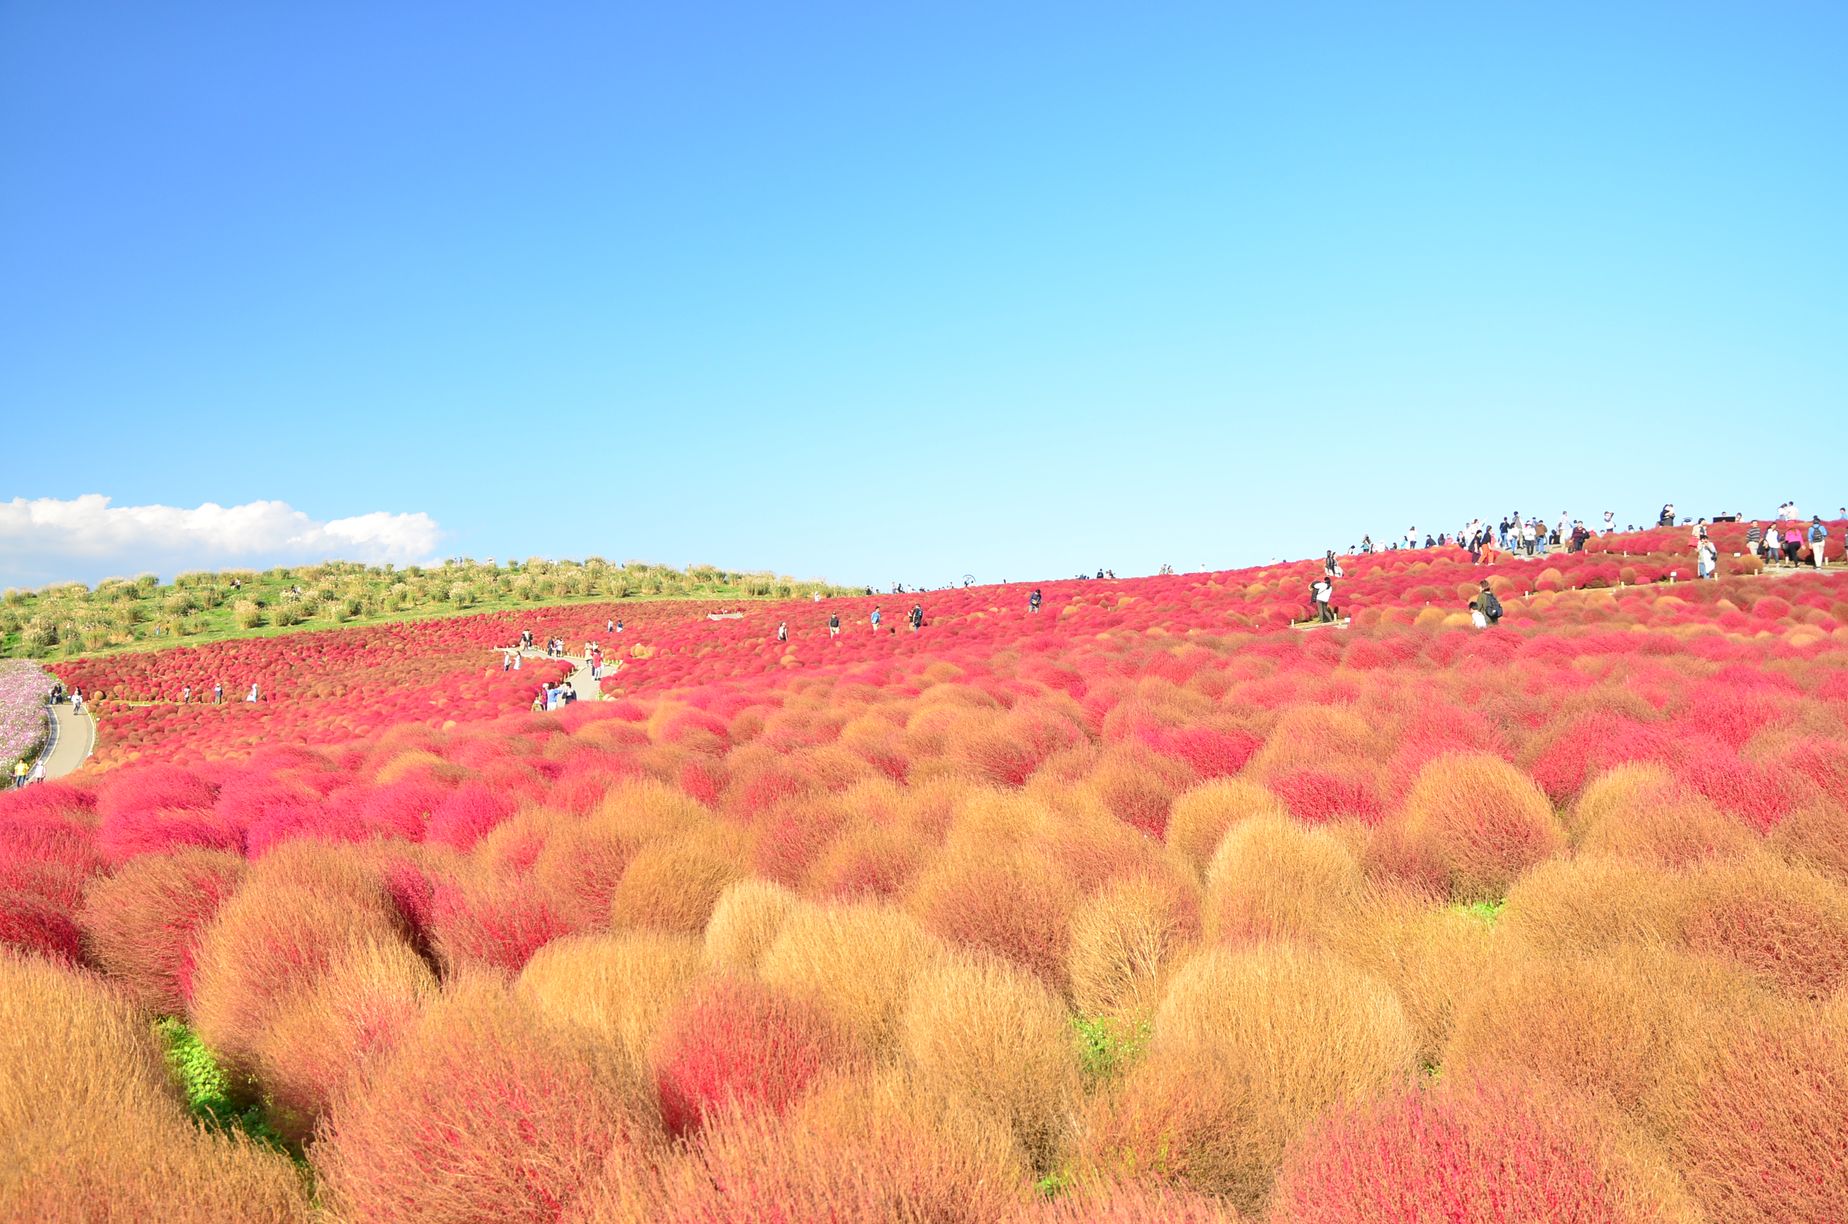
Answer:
[[1072, 1013, 1152, 1084], [1035, 1168, 1074, 1198], [153, 1017, 292, 1154], [1453, 898, 1505, 926]]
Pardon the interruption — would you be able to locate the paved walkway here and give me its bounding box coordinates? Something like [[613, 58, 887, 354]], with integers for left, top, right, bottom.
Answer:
[[502, 649, 605, 702], [34, 699, 96, 781]]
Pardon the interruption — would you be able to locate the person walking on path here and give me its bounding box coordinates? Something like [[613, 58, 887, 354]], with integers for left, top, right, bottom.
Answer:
[[1809, 517, 1830, 568], [828, 612, 840, 638], [908, 604, 923, 632], [870, 607, 882, 631], [1784, 524, 1804, 567], [29, 760, 44, 785], [11, 759, 25, 789], [1029, 588, 1043, 614]]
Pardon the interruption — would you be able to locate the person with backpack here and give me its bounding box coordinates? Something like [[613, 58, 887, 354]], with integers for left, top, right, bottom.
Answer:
[[1029, 588, 1043, 614], [828, 612, 840, 638], [1697, 537, 1719, 579], [1312, 577, 1336, 623], [909, 604, 923, 631], [1477, 581, 1504, 626], [1809, 517, 1829, 568]]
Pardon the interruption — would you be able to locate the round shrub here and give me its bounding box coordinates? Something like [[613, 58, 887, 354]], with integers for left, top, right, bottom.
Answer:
[[653, 974, 847, 1138], [1669, 1006, 1848, 1224], [1396, 753, 1562, 901], [1676, 853, 1848, 1000], [1202, 814, 1365, 946], [77, 847, 245, 1013], [314, 974, 652, 1224], [1165, 778, 1289, 882], [1268, 1074, 1701, 1224]]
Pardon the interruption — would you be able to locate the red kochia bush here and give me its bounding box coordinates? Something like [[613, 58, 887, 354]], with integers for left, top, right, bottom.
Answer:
[[1268, 1075, 1693, 1224], [76, 848, 246, 1013], [0, 889, 83, 964], [428, 868, 574, 974], [653, 975, 847, 1137]]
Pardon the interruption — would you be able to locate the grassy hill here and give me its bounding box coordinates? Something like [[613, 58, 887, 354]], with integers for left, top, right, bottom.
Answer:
[[1, 557, 856, 659]]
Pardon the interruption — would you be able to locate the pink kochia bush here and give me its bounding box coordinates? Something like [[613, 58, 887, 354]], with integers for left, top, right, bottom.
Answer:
[[652, 974, 848, 1137], [1268, 1075, 1697, 1223]]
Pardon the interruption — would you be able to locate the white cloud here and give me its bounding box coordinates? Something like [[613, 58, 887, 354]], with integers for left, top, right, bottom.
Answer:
[[0, 494, 443, 587]]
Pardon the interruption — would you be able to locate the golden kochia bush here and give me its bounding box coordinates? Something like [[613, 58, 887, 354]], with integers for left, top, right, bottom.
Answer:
[[607, 820, 747, 934], [906, 844, 1077, 992], [0, 950, 308, 1223], [703, 877, 805, 972], [1067, 874, 1200, 1021], [757, 901, 944, 1056], [1674, 852, 1848, 1000], [1202, 814, 1366, 947], [1443, 945, 1773, 1141], [1392, 752, 1563, 901], [1329, 893, 1499, 1066], [900, 953, 1083, 1174], [1005, 1182, 1245, 1222], [1165, 778, 1290, 882], [188, 879, 409, 1073], [1772, 798, 1848, 884], [1076, 943, 1418, 1213], [654, 1068, 1033, 1223], [250, 936, 439, 1144], [1498, 856, 1683, 958], [1667, 1003, 1848, 1224], [313, 973, 655, 1224], [517, 930, 703, 1075], [1571, 764, 1758, 867], [75, 846, 246, 1015]]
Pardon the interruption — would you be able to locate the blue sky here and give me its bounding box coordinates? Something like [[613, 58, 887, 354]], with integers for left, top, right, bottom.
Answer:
[[3, 2, 1844, 588]]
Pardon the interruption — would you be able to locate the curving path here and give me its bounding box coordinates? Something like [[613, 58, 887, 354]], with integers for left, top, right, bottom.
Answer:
[[34, 698, 96, 781], [502, 649, 605, 702]]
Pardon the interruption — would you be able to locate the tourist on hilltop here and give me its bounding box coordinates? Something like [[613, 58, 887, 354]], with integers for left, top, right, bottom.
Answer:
[[181, 685, 192, 702], [1405, 527, 1418, 549], [606, 618, 614, 633], [1784, 524, 1805, 566], [246, 684, 260, 702], [1658, 503, 1676, 527], [909, 604, 923, 632], [1312, 576, 1336, 623], [1746, 521, 1764, 556], [1697, 536, 1719, 580], [213, 683, 223, 704], [1029, 588, 1043, 614], [870, 607, 882, 631], [1810, 517, 1830, 568], [777, 621, 788, 643], [615, 620, 624, 633], [828, 612, 840, 638], [1603, 510, 1616, 534]]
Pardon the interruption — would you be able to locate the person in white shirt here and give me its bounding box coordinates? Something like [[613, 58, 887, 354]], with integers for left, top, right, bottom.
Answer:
[[1405, 528, 1418, 549], [1602, 511, 1615, 534]]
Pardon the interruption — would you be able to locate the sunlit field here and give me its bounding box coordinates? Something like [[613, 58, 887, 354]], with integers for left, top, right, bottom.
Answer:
[[4, 522, 1845, 1222]]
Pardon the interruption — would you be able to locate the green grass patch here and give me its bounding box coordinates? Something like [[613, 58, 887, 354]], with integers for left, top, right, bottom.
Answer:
[[1452, 898, 1505, 926], [1072, 1013, 1151, 1085], [153, 1017, 294, 1156]]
